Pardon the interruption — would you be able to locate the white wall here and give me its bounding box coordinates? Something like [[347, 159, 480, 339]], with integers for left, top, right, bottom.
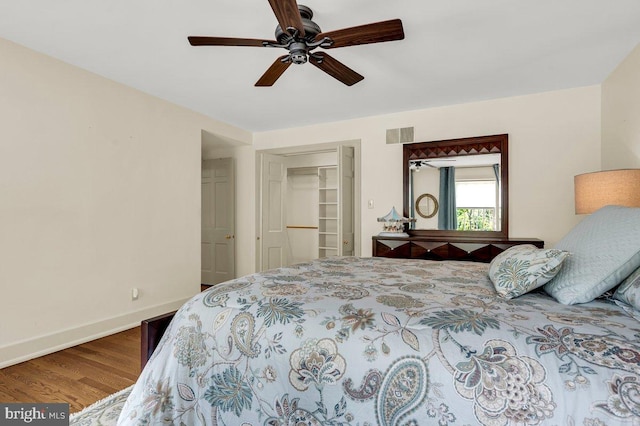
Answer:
[[0, 38, 250, 367], [602, 43, 640, 169], [254, 85, 602, 254]]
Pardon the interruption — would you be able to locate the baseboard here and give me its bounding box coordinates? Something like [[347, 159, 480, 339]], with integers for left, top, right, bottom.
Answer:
[[0, 298, 190, 369]]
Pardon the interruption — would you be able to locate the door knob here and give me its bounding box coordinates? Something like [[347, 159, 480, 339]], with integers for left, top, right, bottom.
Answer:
[[225, 235, 232, 240], [343, 240, 349, 245]]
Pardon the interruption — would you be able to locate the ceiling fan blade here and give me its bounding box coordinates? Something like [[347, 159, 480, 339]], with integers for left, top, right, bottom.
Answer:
[[188, 36, 276, 47], [309, 53, 364, 86], [315, 19, 404, 49], [255, 55, 292, 86], [268, 0, 305, 36]]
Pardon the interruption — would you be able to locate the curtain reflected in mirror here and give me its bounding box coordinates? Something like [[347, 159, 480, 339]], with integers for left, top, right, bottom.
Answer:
[[438, 166, 457, 230]]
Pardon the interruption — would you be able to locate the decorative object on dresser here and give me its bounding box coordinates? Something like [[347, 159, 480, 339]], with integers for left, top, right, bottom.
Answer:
[[372, 235, 543, 263], [376, 206, 413, 237]]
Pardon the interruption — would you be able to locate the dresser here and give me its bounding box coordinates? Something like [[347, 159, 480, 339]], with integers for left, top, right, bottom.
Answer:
[[372, 235, 543, 263]]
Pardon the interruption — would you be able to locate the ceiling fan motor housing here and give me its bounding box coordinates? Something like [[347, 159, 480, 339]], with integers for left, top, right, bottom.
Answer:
[[274, 5, 322, 64], [289, 42, 309, 64]]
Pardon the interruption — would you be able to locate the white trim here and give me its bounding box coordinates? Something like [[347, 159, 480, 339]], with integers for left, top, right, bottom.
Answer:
[[0, 298, 189, 369]]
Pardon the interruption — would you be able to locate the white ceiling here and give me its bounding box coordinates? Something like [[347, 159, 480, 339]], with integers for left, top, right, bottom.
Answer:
[[1, 0, 639, 132]]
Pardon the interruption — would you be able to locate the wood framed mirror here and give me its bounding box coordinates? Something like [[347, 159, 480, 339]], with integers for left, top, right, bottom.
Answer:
[[403, 134, 509, 239]]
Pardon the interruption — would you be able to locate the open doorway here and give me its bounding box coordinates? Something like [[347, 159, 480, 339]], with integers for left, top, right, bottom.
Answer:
[[256, 141, 361, 271], [201, 130, 250, 286]]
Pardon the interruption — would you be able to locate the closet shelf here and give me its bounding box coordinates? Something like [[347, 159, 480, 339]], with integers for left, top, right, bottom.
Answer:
[[318, 165, 339, 259]]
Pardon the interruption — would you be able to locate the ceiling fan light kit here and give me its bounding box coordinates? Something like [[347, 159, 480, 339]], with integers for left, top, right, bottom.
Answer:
[[187, 0, 404, 86]]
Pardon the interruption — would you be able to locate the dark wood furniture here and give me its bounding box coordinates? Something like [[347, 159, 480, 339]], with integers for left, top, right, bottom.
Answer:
[[398, 134, 544, 262], [141, 286, 214, 368], [141, 310, 176, 369], [373, 236, 543, 263], [141, 284, 216, 368]]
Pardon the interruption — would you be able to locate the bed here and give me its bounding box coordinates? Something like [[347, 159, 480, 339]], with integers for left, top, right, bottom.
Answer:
[[119, 206, 640, 425]]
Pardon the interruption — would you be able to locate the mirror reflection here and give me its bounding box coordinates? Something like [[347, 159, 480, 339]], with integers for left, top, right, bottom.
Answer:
[[409, 154, 501, 231], [402, 134, 509, 238]]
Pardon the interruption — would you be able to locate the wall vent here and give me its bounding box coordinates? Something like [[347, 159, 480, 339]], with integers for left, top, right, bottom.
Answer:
[[386, 127, 414, 144]]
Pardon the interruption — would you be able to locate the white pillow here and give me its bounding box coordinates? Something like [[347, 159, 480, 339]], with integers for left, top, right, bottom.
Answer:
[[544, 205, 640, 305], [488, 244, 569, 299]]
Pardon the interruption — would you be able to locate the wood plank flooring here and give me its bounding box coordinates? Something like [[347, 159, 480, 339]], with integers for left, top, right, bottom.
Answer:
[[0, 327, 140, 413]]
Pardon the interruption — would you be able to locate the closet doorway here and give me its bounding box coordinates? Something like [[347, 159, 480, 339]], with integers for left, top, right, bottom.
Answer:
[[258, 143, 359, 271]]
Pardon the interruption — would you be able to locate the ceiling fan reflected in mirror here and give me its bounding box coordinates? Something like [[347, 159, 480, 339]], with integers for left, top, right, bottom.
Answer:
[[409, 159, 456, 171], [188, 0, 404, 86]]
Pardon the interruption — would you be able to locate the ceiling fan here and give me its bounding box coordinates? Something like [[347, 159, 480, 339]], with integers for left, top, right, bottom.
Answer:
[[410, 159, 456, 170], [188, 0, 404, 87]]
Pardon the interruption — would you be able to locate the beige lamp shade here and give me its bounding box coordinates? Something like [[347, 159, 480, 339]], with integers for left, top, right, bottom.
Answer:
[[574, 169, 640, 214]]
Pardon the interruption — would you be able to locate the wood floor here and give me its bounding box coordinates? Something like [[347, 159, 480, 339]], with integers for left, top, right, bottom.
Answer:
[[0, 327, 141, 413]]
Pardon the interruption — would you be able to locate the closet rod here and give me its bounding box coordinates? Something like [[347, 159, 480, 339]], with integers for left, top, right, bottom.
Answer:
[[286, 225, 319, 229]]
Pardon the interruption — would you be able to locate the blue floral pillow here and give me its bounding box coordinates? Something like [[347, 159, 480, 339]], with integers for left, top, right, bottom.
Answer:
[[489, 244, 570, 299], [613, 267, 640, 310]]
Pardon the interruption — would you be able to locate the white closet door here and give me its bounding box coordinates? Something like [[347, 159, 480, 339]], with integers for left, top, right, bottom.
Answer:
[[260, 153, 288, 270], [201, 158, 235, 285], [338, 145, 355, 256]]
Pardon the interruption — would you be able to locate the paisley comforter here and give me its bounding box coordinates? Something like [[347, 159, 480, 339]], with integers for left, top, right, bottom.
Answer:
[[119, 257, 640, 425]]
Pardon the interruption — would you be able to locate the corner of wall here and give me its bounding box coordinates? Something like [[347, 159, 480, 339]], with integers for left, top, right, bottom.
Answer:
[[601, 43, 640, 169]]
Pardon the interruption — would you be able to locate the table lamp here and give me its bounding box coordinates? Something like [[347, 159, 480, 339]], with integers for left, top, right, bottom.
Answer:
[[574, 169, 640, 214]]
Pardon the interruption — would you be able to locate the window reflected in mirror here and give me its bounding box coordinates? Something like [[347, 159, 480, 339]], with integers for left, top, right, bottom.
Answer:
[[454, 166, 499, 231]]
